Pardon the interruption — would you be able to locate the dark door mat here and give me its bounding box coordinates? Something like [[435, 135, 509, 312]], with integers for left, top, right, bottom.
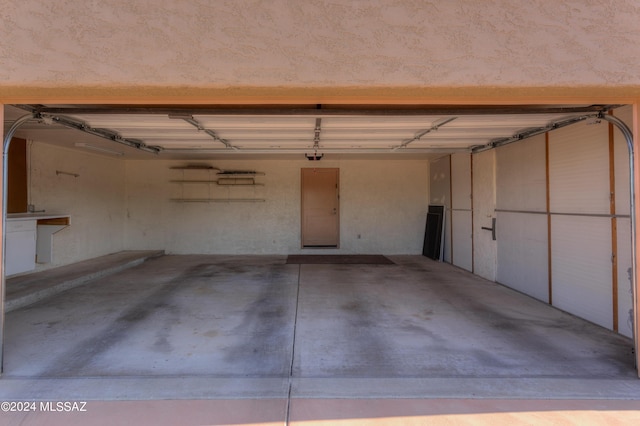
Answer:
[[286, 255, 395, 265]]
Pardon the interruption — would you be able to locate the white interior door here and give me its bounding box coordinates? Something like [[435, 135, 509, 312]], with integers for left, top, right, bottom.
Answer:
[[301, 168, 340, 247], [472, 150, 497, 281]]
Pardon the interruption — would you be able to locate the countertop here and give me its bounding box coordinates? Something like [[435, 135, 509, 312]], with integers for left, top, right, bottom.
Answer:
[[7, 213, 70, 221]]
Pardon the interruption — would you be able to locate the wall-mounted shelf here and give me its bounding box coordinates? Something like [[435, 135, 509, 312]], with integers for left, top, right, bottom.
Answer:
[[217, 171, 265, 176], [170, 166, 221, 170], [169, 166, 266, 203], [169, 179, 264, 186], [170, 180, 217, 183], [170, 198, 266, 203]]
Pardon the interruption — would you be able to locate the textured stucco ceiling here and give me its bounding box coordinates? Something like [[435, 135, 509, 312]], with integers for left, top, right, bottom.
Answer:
[[1, 0, 640, 101]]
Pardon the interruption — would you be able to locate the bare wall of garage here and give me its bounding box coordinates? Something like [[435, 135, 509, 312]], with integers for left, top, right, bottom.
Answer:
[[28, 142, 127, 270], [124, 158, 430, 255], [23, 145, 431, 271]]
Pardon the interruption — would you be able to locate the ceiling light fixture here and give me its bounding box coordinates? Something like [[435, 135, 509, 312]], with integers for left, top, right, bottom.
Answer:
[[305, 152, 324, 161], [74, 143, 124, 156]]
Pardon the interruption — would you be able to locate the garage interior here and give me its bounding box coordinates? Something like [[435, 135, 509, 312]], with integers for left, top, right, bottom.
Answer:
[[1, 102, 640, 411], [2, 2, 640, 423]]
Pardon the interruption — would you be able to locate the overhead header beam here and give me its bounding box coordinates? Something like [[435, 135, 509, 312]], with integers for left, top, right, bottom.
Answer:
[[13, 104, 618, 117]]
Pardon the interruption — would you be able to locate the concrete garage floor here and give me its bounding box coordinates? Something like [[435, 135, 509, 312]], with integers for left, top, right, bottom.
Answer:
[[1, 255, 640, 425]]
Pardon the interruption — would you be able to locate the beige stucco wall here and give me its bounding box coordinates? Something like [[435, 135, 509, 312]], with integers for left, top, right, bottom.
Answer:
[[124, 158, 429, 254], [28, 142, 127, 270], [1, 1, 639, 103]]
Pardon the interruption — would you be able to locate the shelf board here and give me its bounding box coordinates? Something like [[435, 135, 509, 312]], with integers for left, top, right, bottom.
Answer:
[[169, 180, 264, 186], [217, 171, 265, 176], [170, 166, 222, 170], [171, 198, 266, 203], [217, 183, 264, 186], [170, 180, 218, 183], [170, 166, 264, 176]]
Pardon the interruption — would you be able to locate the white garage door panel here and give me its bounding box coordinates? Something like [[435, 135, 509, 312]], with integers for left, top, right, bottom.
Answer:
[[442, 210, 452, 263], [617, 217, 633, 338], [549, 121, 609, 214], [496, 135, 546, 211], [472, 150, 497, 281], [496, 212, 548, 302], [552, 215, 613, 330], [450, 152, 472, 270], [451, 153, 471, 210], [451, 210, 472, 272]]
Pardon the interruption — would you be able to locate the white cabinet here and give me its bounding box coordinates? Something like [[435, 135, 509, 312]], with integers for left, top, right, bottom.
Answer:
[[5, 214, 70, 276], [6, 219, 37, 276]]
